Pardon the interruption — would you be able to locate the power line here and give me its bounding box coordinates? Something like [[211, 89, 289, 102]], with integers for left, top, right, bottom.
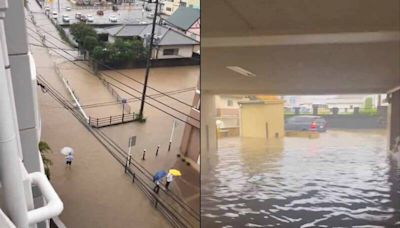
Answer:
[[80, 87, 195, 109], [25, 18, 194, 108], [26, 27, 199, 123], [37, 75, 199, 218], [29, 33, 198, 127]]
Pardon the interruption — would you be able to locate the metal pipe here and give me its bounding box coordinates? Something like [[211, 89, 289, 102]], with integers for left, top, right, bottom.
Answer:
[[0, 8, 30, 228], [27, 172, 63, 225]]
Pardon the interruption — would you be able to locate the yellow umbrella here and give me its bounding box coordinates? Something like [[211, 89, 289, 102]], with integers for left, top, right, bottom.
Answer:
[[169, 169, 182, 176]]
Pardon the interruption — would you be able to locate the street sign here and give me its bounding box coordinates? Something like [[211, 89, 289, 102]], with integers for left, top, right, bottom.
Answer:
[[129, 136, 136, 147], [122, 98, 127, 104]]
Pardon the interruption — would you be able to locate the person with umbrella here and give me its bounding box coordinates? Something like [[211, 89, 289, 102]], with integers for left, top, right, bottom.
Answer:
[[153, 170, 167, 194], [166, 169, 182, 190], [61, 147, 74, 168]]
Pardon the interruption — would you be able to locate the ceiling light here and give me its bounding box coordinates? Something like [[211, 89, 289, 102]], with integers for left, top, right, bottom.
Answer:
[[226, 66, 256, 77]]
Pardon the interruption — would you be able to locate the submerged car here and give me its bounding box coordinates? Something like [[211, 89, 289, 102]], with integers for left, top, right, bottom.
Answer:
[[80, 15, 87, 22], [285, 115, 327, 132], [51, 11, 58, 19], [109, 15, 118, 22], [87, 15, 94, 22], [62, 15, 70, 23]]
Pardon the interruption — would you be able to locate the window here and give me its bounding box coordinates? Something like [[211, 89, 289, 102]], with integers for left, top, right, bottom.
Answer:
[[166, 7, 172, 11], [163, 48, 179, 56], [227, 100, 233, 107]]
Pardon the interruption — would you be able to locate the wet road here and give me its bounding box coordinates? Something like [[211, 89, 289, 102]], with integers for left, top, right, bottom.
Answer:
[[202, 130, 400, 227]]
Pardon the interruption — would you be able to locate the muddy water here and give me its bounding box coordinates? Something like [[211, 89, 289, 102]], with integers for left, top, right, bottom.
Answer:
[[202, 130, 400, 227]]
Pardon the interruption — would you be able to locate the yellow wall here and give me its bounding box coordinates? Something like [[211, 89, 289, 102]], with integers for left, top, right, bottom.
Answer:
[[240, 101, 284, 138]]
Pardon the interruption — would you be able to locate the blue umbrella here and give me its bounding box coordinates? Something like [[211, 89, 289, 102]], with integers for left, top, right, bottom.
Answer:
[[153, 170, 167, 182]]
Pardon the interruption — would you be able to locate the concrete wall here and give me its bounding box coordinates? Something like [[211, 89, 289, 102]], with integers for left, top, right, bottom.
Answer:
[[284, 114, 387, 129], [5, 0, 41, 174], [240, 101, 285, 138], [154, 45, 194, 59]]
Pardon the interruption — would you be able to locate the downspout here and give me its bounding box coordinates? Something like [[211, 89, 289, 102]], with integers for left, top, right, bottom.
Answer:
[[0, 2, 30, 227]]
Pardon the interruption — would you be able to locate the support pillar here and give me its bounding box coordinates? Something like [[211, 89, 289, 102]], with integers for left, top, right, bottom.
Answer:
[[388, 89, 400, 150], [201, 93, 217, 175]]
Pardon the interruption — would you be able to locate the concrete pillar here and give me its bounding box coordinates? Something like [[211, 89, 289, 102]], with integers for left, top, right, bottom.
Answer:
[[201, 93, 217, 176], [388, 90, 400, 150]]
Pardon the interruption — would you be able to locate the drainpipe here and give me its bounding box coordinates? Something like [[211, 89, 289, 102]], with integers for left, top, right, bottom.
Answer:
[[0, 3, 30, 228]]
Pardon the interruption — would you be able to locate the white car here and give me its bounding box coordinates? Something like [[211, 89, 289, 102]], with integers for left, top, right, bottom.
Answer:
[[65, 7, 71, 11], [62, 15, 70, 23], [109, 15, 118, 22], [51, 11, 58, 19], [87, 15, 94, 22]]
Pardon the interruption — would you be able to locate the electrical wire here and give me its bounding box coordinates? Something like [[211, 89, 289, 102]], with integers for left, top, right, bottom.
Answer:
[[25, 18, 196, 108], [26, 27, 199, 123]]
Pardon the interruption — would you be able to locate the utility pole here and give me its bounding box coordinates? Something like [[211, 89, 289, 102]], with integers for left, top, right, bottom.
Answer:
[[57, 0, 60, 14], [139, 0, 159, 119]]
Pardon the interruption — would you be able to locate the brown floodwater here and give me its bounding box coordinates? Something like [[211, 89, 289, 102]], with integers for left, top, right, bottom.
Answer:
[[202, 130, 400, 227]]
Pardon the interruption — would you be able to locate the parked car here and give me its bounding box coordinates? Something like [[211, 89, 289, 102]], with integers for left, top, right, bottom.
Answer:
[[51, 11, 58, 19], [87, 15, 94, 22], [285, 115, 327, 132], [144, 5, 152, 11], [62, 15, 70, 23], [109, 15, 118, 22], [80, 15, 87, 22], [44, 6, 50, 14], [146, 13, 154, 19], [65, 7, 71, 11], [96, 10, 104, 16], [75, 13, 81, 19]]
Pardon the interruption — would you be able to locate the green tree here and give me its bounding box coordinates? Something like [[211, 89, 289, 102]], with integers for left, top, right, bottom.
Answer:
[[364, 97, 373, 110], [38, 141, 52, 180], [82, 35, 99, 52], [70, 23, 97, 44]]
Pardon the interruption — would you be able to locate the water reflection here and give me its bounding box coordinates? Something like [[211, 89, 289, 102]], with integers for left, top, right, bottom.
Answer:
[[202, 130, 400, 227]]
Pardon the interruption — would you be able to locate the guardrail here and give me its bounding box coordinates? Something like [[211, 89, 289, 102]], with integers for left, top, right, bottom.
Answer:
[[89, 113, 139, 128]]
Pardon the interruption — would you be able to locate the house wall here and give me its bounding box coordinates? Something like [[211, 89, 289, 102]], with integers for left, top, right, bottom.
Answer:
[[161, 0, 180, 15], [108, 35, 116, 43], [187, 19, 200, 41], [240, 101, 285, 138], [154, 45, 194, 59]]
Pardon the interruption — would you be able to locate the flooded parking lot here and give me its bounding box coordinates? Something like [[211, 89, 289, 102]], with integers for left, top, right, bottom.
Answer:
[[202, 130, 400, 227]]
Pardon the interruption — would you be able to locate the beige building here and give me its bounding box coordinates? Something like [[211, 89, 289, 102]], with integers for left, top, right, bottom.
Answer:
[[239, 99, 285, 139]]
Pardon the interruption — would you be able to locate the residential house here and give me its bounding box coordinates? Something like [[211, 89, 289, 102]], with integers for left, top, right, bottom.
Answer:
[[239, 99, 285, 139], [103, 24, 199, 59], [164, 6, 200, 41], [161, 0, 199, 15]]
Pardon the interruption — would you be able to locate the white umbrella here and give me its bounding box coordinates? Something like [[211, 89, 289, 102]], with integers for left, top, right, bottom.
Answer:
[[60, 147, 74, 155]]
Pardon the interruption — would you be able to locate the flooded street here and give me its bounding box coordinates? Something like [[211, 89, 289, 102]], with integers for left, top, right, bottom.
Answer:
[[202, 130, 400, 227]]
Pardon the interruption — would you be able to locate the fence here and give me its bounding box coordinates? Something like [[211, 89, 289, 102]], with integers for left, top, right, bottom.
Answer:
[[89, 113, 138, 128], [100, 76, 132, 114]]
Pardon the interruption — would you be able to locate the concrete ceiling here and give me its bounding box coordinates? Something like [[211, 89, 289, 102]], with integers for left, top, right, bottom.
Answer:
[[202, 0, 400, 95]]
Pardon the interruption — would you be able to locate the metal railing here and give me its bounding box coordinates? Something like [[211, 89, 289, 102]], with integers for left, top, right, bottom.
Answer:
[[100, 76, 132, 114], [89, 113, 139, 128]]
